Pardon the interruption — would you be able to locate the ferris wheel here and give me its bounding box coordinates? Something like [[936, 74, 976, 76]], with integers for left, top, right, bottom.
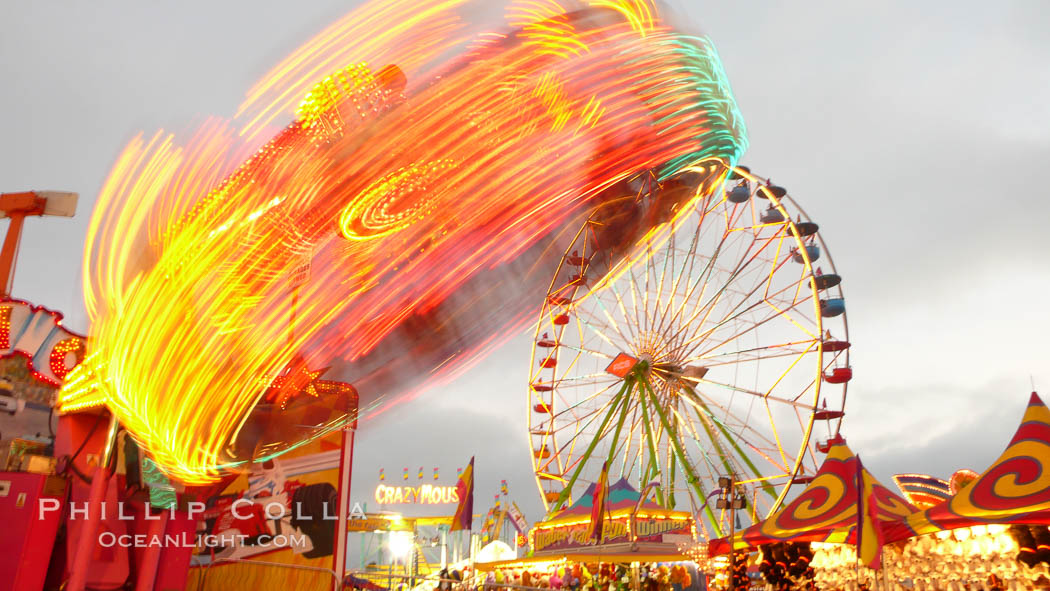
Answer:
[[527, 160, 851, 538]]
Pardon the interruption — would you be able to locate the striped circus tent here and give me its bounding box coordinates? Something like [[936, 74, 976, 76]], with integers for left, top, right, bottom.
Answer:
[[544, 478, 683, 524], [709, 443, 915, 554]]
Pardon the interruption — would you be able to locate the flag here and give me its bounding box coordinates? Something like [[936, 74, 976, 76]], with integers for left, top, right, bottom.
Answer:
[[418, 466, 424, 480], [402, 467, 409, 481], [856, 455, 884, 569], [379, 468, 385, 481], [451, 457, 474, 531], [433, 467, 439, 480], [585, 460, 610, 542], [501, 479, 509, 496], [481, 505, 496, 541]]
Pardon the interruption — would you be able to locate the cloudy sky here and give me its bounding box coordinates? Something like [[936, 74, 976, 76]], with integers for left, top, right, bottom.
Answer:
[[3, 0, 1049, 530]]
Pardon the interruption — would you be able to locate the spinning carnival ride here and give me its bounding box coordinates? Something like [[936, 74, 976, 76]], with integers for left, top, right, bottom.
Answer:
[[528, 163, 851, 537], [58, 0, 750, 483]]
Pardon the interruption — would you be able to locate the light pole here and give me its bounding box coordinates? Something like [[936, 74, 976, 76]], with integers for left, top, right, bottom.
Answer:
[[717, 475, 747, 591], [0, 190, 78, 296]]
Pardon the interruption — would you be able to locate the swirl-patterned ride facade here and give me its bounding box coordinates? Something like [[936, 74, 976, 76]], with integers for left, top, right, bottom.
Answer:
[[886, 392, 1050, 541], [720, 444, 914, 549], [710, 392, 1050, 554]]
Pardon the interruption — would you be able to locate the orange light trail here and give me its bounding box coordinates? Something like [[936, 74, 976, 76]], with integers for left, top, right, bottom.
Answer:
[[59, 0, 747, 483]]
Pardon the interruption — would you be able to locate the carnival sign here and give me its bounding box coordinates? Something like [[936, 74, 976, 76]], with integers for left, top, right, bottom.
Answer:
[[374, 483, 459, 504], [0, 299, 86, 386], [346, 516, 413, 533], [532, 516, 693, 552], [507, 502, 529, 535]]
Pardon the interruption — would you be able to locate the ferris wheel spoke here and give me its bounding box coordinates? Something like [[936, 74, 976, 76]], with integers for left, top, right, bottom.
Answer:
[[637, 375, 722, 534], [655, 272, 709, 359], [760, 396, 792, 473], [683, 376, 815, 411], [673, 409, 723, 488], [686, 218, 792, 321], [721, 201, 749, 238], [680, 390, 782, 501], [675, 301, 774, 362], [798, 405, 825, 475], [641, 243, 655, 336], [555, 341, 616, 361], [635, 382, 666, 498], [677, 236, 796, 356], [650, 211, 734, 342], [761, 236, 791, 300], [646, 247, 722, 359], [550, 382, 625, 457], [547, 378, 632, 514], [549, 374, 619, 389], [592, 270, 641, 345], [573, 303, 631, 353], [677, 386, 783, 461], [688, 334, 817, 364], [677, 294, 767, 359], [761, 296, 819, 338], [665, 202, 707, 309], [551, 379, 621, 424], [603, 382, 634, 469], [618, 401, 642, 480], [649, 222, 695, 346], [622, 258, 645, 340], [673, 268, 761, 359]]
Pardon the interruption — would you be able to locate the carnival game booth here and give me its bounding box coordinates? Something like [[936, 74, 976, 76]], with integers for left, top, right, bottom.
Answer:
[[475, 479, 702, 591], [529, 479, 696, 560]]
